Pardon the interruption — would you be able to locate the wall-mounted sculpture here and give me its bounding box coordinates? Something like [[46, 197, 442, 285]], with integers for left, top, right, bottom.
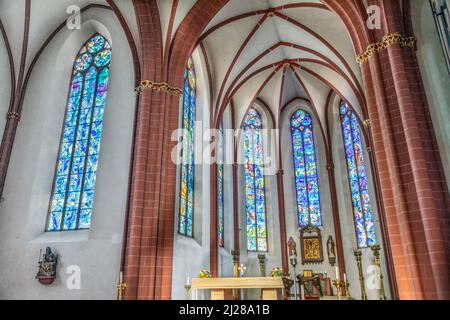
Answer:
[[326, 236, 336, 266], [36, 247, 58, 285]]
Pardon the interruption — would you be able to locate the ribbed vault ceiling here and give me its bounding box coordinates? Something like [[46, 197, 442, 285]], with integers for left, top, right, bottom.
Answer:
[[158, 0, 365, 136]]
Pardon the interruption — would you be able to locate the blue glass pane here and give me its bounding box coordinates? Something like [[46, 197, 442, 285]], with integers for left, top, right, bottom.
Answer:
[[71, 156, 85, 174], [79, 210, 92, 229], [94, 50, 111, 67], [81, 190, 94, 210], [93, 108, 104, 122], [51, 193, 65, 212], [77, 123, 90, 140], [91, 122, 103, 139], [62, 210, 78, 230], [65, 111, 78, 128], [86, 155, 98, 173], [57, 159, 70, 176], [47, 34, 111, 231], [86, 35, 105, 53], [83, 172, 96, 191], [69, 174, 83, 192], [48, 211, 62, 231]]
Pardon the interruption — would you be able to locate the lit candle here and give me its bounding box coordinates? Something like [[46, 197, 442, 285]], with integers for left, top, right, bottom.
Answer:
[[335, 266, 340, 280], [343, 273, 347, 283], [186, 276, 190, 285], [119, 271, 123, 283]]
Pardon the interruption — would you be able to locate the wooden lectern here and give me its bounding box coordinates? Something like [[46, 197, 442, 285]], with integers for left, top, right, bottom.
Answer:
[[192, 277, 284, 300]]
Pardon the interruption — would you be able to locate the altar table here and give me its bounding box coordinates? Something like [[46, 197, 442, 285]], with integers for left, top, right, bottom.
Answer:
[[191, 277, 285, 300]]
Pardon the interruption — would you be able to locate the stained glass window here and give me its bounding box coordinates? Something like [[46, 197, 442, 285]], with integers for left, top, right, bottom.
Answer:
[[290, 110, 322, 227], [340, 102, 376, 248], [217, 123, 224, 247], [179, 57, 196, 237], [243, 108, 267, 252], [47, 34, 111, 231]]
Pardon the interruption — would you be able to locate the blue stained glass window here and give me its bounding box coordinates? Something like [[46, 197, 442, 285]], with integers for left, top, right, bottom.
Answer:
[[290, 110, 322, 227], [47, 34, 111, 231], [243, 108, 267, 252], [217, 123, 224, 247], [340, 102, 376, 248], [179, 57, 196, 237]]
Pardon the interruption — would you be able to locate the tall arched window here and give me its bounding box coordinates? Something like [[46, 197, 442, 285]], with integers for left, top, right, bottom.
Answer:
[[217, 122, 224, 247], [47, 34, 111, 231], [243, 108, 267, 252], [290, 110, 322, 227], [179, 57, 196, 237], [340, 102, 376, 248]]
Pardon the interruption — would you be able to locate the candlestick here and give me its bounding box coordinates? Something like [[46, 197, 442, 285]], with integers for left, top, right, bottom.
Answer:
[[231, 249, 240, 300], [332, 279, 342, 300], [371, 245, 387, 300], [184, 284, 192, 300], [116, 271, 126, 301], [342, 278, 350, 300], [354, 249, 367, 300], [232, 250, 240, 278]]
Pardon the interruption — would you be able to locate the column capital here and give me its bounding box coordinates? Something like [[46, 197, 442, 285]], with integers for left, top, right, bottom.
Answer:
[[6, 112, 21, 122]]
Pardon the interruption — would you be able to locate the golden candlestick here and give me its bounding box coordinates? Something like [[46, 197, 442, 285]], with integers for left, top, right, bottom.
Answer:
[[342, 280, 350, 300], [354, 250, 367, 300], [371, 245, 387, 300], [116, 271, 126, 301], [184, 284, 192, 300], [232, 250, 240, 278], [332, 279, 342, 300], [231, 249, 240, 300]]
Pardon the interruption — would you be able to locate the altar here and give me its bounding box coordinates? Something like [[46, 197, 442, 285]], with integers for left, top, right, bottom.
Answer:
[[192, 277, 285, 300]]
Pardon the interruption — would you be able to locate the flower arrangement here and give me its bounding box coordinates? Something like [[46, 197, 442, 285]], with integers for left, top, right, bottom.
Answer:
[[198, 270, 211, 279], [269, 267, 286, 278]]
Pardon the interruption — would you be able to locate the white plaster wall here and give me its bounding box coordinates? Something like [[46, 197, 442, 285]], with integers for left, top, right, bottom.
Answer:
[[329, 95, 391, 300], [411, 0, 450, 191], [0, 9, 136, 299], [281, 99, 337, 287]]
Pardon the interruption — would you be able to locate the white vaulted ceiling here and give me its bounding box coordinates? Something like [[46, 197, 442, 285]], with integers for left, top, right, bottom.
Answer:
[[158, 0, 366, 139]]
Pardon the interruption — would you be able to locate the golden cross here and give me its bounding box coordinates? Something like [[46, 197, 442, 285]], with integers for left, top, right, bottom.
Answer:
[[117, 272, 126, 300], [117, 282, 126, 300]]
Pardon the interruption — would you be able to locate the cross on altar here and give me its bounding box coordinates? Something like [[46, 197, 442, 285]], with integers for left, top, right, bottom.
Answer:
[[116, 272, 126, 300]]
